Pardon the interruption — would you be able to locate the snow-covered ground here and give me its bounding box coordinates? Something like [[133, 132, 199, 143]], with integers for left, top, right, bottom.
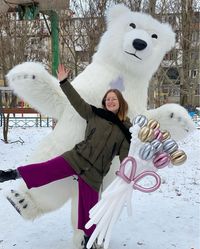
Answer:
[[0, 127, 199, 249]]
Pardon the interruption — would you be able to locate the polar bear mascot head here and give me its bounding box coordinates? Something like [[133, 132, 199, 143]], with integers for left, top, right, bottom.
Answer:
[[95, 4, 175, 79]]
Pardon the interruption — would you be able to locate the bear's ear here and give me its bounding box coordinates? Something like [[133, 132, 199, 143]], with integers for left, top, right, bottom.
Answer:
[[162, 23, 176, 51], [106, 4, 130, 23]]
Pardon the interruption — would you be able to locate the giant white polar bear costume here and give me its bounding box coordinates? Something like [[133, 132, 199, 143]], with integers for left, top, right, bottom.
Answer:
[[6, 3, 195, 247]]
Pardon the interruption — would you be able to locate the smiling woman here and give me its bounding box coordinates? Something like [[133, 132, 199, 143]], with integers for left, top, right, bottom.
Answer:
[[104, 93, 119, 113], [102, 89, 128, 119]]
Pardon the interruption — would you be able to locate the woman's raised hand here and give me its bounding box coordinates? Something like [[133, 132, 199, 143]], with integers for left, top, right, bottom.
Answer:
[[57, 64, 71, 81]]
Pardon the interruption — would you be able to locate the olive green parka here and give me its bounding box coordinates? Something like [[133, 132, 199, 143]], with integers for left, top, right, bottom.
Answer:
[[60, 80, 131, 192]]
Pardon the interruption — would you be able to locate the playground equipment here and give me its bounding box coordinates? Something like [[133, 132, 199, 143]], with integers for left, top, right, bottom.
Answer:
[[0, 0, 70, 76]]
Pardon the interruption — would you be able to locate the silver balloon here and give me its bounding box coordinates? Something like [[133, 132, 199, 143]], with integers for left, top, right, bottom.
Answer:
[[151, 139, 163, 153], [163, 139, 178, 154], [133, 115, 148, 127], [139, 143, 155, 160]]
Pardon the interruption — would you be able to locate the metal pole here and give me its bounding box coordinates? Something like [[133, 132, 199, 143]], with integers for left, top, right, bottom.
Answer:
[[49, 11, 59, 128], [50, 11, 59, 77]]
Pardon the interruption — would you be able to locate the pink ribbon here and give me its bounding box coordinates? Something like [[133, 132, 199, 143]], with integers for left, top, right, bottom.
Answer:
[[116, 156, 161, 193]]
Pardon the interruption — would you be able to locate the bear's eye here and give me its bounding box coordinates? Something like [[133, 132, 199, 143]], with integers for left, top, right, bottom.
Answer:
[[152, 34, 158, 39], [129, 23, 136, 29]]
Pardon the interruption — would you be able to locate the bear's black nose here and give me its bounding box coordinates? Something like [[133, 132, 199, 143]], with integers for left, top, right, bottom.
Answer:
[[132, 39, 147, 51]]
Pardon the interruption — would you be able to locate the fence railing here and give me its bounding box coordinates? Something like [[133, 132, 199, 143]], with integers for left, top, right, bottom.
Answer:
[[0, 108, 53, 128]]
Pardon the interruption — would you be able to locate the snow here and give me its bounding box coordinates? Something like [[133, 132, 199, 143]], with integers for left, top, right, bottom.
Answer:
[[0, 126, 199, 249]]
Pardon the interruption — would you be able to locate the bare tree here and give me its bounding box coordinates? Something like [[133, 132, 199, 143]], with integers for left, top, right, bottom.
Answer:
[[59, 1, 107, 76], [0, 12, 51, 143], [179, 0, 199, 107], [145, 0, 199, 108]]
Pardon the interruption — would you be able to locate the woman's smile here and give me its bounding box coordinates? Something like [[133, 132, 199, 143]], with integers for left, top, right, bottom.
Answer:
[[105, 92, 120, 114]]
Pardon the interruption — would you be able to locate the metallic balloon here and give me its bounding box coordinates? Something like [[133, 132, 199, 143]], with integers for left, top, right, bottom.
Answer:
[[170, 150, 187, 166], [161, 130, 171, 141], [139, 143, 155, 160], [151, 139, 163, 153], [147, 119, 160, 130], [163, 138, 178, 154], [154, 129, 163, 141], [153, 152, 170, 169], [133, 115, 148, 127], [138, 126, 155, 142]]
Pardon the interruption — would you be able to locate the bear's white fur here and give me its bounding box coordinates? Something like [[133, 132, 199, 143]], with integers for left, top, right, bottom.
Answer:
[[6, 4, 196, 248]]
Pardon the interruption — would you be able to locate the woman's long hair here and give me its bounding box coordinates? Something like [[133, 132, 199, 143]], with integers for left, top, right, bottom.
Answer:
[[102, 89, 128, 121]]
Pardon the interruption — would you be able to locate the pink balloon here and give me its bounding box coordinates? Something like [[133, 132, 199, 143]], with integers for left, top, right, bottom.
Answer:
[[153, 152, 170, 169], [154, 128, 163, 141]]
